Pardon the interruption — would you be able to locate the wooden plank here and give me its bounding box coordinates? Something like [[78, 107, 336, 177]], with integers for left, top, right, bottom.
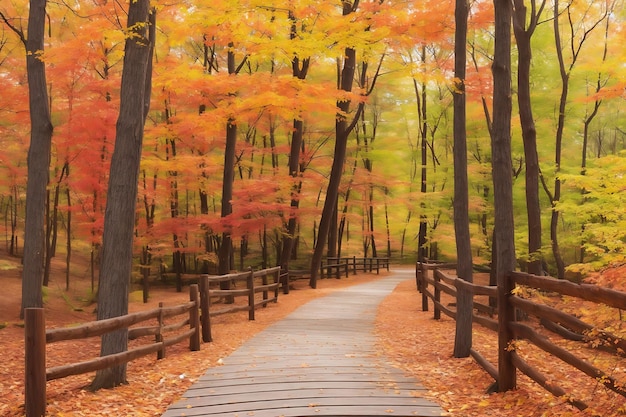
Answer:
[[164, 405, 442, 417], [179, 386, 431, 404], [168, 396, 440, 414], [193, 371, 422, 387], [161, 271, 443, 417], [184, 381, 427, 396]]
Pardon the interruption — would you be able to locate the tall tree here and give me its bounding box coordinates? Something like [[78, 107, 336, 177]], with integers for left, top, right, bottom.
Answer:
[[512, 0, 546, 276], [2, 0, 54, 317], [309, 1, 359, 288], [452, 0, 473, 358], [279, 10, 310, 271], [492, 0, 517, 392], [91, 1, 154, 390], [544, 0, 609, 278], [416, 46, 428, 264], [218, 48, 241, 276]]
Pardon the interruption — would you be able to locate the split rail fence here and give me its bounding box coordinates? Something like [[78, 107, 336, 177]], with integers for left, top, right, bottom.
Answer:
[[283, 257, 389, 291], [416, 261, 626, 410], [24, 266, 281, 417], [326, 256, 390, 275]]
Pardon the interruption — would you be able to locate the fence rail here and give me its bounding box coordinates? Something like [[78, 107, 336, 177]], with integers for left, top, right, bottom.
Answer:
[[24, 266, 283, 417], [25, 284, 200, 417], [198, 266, 281, 342], [417, 261, 626, 410], [326, 256, 390, 275]]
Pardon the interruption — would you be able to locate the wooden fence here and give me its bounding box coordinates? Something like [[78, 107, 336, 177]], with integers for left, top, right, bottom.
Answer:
[[198, 266, 281, 342], [25, 284, 201, 417], [280, 258, 388, 292], [417, 261, 626, 410], [326, 256, 390, 275], [24, 266, 282, 417], [320, 258, 350, 279]]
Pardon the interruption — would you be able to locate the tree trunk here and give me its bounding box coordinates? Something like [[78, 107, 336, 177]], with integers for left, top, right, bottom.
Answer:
[[218, 49, 238, 278], [279, 32, 309, 269], [65, 181, 71, 290], [492, 0, 517, 392], [309, 48, 356, 288], [310, 2, 359, 288], [549, 0, 568, 279], [91, 1, 154, 390], [218, 119, 236, 275], [452, 0, 473, 359], [43, 162, 68, 287], [418, 68, 428, 263], [20, 0, 54, 318], [513, 0, 545, 276], [166, 136, 183, 292]]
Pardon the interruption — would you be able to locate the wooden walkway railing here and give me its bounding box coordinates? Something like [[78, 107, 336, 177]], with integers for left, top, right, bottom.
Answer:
[[24, 266, 283, 417], [198, 266, 281, 342], [417, 261, 626, 410], [326, 256, 390, 275], [25, 284, 201, 417], [282, 257, 389, 291], [320, 258, 350, 279]]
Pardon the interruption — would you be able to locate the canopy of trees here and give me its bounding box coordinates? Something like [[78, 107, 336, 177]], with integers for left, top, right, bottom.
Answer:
[[1, 0, 625, 307]]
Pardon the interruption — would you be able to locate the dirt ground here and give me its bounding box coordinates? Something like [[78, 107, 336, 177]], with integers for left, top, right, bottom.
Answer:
[[0, 254, 624, 416]]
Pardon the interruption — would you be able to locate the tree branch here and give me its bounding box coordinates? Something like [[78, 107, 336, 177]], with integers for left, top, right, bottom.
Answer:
[[0, 11, 26, 45]]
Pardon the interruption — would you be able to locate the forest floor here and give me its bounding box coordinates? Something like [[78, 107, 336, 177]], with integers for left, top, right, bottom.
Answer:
[[0, 252, 624, 416]]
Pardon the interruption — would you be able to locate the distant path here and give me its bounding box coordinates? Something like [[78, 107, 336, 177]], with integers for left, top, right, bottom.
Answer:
[[161, 269, 443, 417]]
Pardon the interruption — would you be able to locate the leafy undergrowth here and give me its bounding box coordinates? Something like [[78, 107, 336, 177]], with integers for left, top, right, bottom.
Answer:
[[376, 278, 626, 417]]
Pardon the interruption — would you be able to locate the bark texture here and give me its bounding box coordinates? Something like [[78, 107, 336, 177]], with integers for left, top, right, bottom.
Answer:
[[452, 0, 473, 359], [21, 0, 54, 317], [91, 0, 154, 390], [492, 0, 517, 392]]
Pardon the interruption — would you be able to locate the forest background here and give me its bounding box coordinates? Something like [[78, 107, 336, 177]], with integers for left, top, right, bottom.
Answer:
[[1, 0, 625, 296]]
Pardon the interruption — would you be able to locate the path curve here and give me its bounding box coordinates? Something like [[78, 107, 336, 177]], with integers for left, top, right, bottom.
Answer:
[[162, 269, 444, 417]]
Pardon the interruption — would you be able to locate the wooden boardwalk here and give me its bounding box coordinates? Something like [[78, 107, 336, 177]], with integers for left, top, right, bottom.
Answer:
[[162, 270, 444, 417]]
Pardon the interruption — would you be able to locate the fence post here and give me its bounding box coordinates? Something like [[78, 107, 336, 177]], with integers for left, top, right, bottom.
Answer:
[[25, 308, 46, 417], [199, 275, 212, 342], [280, 268, 289, 295], [189, 284, 201, 351], [352, 256, 357, 275], [273, 268, 280, 301], [247, 268, 255, 321], [141, 265, 150, 303], [344, 259, 349, 278], [421, 262, 429, 312], [434, 268, 441, 320], [262, 270, 269, 305], [498, 271, 517, 391], [415, 262, 421, 291], [156, 302, 165, 359]]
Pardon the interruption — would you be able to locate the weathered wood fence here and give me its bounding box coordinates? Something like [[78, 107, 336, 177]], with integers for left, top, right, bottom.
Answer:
[[320, 258, 350, 279], [25, 284, 201, 417], [326, 256, 390, 275], [282, 257, 388, 291], [198, 266, 281, 342], [417, 261, 626, 410], [24, 266, 282, 417]]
